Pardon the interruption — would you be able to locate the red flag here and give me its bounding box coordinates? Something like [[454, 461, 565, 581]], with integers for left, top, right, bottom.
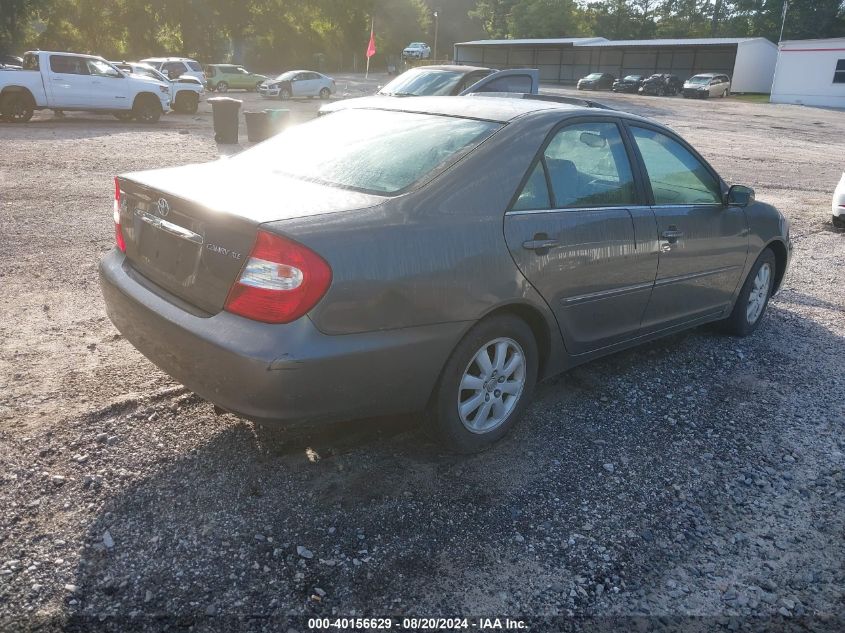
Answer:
[[366, 22, 376, 59]]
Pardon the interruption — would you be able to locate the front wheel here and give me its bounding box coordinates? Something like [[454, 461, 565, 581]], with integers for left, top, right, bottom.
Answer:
[[216, 82, 228, 93], [722, 89, 729, 98], [132, 97, 161, 123], [426, 314, 538, 453], [721, 248, 777, 337], [319, 87, 331, 100], [279, 87, 291, 100]]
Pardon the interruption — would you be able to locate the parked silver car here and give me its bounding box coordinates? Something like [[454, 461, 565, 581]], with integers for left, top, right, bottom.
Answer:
[[100, 96, 791, 453], [258, 70, 335, 100], [683, 73, 731, 98]]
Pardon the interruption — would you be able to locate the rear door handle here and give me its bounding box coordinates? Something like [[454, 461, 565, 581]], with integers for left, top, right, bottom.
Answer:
[[523, 239, 559, 251]]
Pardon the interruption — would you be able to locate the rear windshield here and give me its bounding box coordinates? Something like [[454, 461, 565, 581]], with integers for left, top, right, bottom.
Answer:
[[234, 109, 501, 195], [687, 75, 711, 84]]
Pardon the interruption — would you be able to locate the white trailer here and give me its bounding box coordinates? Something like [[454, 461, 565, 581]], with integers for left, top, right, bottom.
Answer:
[[770, 38, 845, 108]]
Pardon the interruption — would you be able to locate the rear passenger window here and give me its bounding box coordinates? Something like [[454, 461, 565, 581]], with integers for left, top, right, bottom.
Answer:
[[542, 121, 636, 208], [834, 60, 845, 84], [631, 127, 722, 205]]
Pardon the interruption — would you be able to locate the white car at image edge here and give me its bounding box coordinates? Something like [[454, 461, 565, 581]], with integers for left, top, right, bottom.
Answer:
[[834, 172, 845, 228], [403, 42, 431, 59]]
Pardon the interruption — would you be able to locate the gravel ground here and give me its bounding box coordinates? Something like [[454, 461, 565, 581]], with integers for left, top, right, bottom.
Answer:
[[0, 77, 843, 632]]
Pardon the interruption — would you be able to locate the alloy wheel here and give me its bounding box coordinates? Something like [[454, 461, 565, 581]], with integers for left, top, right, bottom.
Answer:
[[746, 262, 771, 325], [457, 337, 526, 434]]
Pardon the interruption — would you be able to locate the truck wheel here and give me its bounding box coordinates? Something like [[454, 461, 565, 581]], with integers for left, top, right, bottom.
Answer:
[[132, 95, 161, 123], [1, 93, 34, 123]]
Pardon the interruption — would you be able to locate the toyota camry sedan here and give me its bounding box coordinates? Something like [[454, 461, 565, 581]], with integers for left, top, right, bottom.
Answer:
[[100, 96, 791, 453]]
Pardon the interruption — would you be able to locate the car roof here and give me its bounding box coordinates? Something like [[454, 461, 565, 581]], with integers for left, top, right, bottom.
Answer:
[[328, 95, 632, 124], [691, 73, 719, 78], [406, 64, 491, 73]]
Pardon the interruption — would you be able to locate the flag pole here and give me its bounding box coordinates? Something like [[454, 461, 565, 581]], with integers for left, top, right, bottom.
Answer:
[[366, 18, 373, 79]]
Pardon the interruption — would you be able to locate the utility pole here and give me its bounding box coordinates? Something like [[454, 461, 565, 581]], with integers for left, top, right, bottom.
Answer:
[[779, 0, 789, 43], [433, 10, 439, 61]]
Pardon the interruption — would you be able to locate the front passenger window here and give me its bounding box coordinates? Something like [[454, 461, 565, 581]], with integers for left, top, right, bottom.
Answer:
[[630, 127, 722, 205]]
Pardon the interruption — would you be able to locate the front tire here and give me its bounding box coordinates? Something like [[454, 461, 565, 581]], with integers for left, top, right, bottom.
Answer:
[[319, 87, 331, 100], [721, 248, 777, 337], [427, 314, 538, 453], [279, 87, 291, 100], [132, 96, 161, 123], [216, 81, 228, 93]]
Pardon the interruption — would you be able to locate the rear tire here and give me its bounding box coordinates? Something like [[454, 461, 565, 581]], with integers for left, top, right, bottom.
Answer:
[[132, 95, 161, 123], [216, 81, 228, 93], [426, 314, 538, 454], [722, 89, 729, 98], [319, 87, 331, 100], [832, 215, 845, 229], [1, 93, 34, 123], [720, 248, 777, 337]]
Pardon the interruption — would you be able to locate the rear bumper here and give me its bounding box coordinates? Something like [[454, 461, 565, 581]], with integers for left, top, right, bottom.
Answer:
[[98, 250, 466, 426]]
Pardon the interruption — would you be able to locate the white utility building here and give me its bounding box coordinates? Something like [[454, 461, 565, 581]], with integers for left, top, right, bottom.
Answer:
[[770, 38, 845, 107], [454, 37, 778, 93]]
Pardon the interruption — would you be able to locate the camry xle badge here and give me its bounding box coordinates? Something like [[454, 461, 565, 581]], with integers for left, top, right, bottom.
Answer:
[[157, 198, 170, 217]]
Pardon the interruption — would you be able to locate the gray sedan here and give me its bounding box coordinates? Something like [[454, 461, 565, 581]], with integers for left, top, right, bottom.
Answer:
[[100, 96, 791, 453]]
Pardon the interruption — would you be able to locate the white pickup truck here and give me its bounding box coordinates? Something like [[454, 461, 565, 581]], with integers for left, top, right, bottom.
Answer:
[[0, 51, 171, 123]]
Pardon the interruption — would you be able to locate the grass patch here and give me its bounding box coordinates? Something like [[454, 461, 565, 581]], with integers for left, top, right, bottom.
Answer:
[[730, 93, 771, 103]]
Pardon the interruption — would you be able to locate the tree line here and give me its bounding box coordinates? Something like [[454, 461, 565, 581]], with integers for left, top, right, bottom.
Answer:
[[2, 0, 844, 71]]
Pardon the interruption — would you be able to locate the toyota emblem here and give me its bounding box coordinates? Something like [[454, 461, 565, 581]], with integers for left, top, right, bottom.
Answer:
[[157, 198, 170, 217]]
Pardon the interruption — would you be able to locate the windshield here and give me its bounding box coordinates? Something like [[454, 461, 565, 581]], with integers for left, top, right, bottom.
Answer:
[[584, 73, 602, 80], [233, 109, 501, 195], [687, 75, 711, 84], [275, 71, 297, 81], [379, 68, 465, 96], [623, 75, 641, 81]]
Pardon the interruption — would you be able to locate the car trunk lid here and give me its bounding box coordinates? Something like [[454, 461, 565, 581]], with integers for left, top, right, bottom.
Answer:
[[116, 161, 383, 314]]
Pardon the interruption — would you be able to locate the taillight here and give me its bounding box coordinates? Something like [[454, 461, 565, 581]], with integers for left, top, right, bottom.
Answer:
[[224, 231, 332, 324], [113, 177, 126, 252]]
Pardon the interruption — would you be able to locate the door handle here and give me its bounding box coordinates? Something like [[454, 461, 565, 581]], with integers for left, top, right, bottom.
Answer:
[[661, 229, 684, 243], [522, 238, 559, 251]]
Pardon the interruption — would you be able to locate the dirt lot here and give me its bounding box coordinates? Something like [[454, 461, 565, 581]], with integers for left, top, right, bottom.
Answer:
[[1, 77, 843, 631]]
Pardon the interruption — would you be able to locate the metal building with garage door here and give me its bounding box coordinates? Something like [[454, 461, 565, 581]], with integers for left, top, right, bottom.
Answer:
[[453, 37, 778, 93]]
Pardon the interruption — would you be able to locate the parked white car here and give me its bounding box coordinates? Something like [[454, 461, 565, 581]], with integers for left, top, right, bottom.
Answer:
[[139, 57, 206, 84], [0, 51, 170, 122], [113, 61, 204, 113], [682, 73, 732, 98], [833, 172, 845, 228], [258, 70, 335, 100], [402, 42, 431, 60]]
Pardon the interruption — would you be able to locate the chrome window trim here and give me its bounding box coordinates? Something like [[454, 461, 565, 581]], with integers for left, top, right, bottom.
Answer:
[[508, 205, 653, 216]]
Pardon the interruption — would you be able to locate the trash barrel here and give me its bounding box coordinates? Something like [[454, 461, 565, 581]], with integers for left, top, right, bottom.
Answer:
[[264, 108, 291, 135], [243, 110, 272, 143], [208, 97, 242, 144]]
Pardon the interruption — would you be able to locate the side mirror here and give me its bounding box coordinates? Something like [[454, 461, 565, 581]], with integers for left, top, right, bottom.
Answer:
[[726, 184, 755, 207]]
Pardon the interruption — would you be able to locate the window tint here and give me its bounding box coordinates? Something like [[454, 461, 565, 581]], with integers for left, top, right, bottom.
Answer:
[[187, 61, 202, 72], [475, 74, 533, 93], [835, 59, 845, 84], [512, 162, 551, 211], [542, 121, 636, 208], [163, 62, 185, 76], [236, 109, 501, 195], [631, 127, 721, 205], [23, 54, 39, 71], [50, 55, 88, 75], [86, 59, 120, 77]]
